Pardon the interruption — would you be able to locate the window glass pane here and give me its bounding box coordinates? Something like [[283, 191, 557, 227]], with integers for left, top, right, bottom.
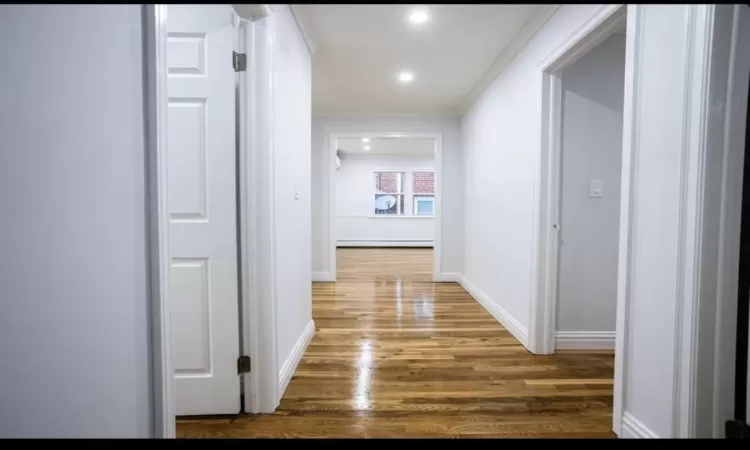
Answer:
[[414, 195, 434, 215], [412, 172, 435, 194], [417, 200, 434, 214], [374, 172, 404, 193]]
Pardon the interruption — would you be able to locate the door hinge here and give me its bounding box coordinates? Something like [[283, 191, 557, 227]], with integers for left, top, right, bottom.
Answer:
[[237, 355, 251, 374], [233, 51, 247, 72]]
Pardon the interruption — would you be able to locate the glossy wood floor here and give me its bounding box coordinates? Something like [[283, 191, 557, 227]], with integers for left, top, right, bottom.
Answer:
[[177, 248, 615, 438]]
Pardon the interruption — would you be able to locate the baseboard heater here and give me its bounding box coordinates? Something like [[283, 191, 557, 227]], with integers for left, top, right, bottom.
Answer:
[[337, 240, 433, 248]]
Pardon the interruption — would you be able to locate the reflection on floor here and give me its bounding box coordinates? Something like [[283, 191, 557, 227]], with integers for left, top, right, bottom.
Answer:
[[176, 247, 615, 438]]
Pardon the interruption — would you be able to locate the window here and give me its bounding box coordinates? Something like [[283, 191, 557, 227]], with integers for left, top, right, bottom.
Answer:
[[414, 197, 434, 215], [373, 172, 405, 215], [412, 171, 435, 216]]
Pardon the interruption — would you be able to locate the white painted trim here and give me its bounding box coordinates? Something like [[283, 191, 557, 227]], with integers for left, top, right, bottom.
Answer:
[[252, 9, 281, 414], [340, 153, 436, 160], [278, 320, 316, 398], [144, 4, 175, 439], [611, 5, 729, 438], [238, 13, 279, 415], [312, 272, 335, 282], [458, 5, 561, 115], [436, 272, 463, 283], [337, 241, 433, 248], [621, 412, 660, 438], [289, 5, 318, 56], [327, 131, 444, 282], [613, 5, 642, 437], [459, 276, 529, 348], [554, 332, 615, 350], [538, 5, 625, 71], [529, 3, 626, 356], [237, 15, 254, 416], [673, 4, 715, 438]]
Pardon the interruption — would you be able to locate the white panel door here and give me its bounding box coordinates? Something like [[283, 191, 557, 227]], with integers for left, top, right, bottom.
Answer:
[[167, 4, 240, 416]]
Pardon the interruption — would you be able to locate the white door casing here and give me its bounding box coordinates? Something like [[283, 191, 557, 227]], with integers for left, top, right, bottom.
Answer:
[[167, 4, 241, 416]]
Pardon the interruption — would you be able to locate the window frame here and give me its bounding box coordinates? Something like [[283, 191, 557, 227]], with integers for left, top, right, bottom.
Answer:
[[411, 170, 436, 217], [372, 171, 406, 216]]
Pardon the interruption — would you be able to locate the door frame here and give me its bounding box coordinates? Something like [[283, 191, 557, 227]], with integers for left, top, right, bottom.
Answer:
[[530, 3, 750, 438], [529, 4, 626, 357], [143, 4, 278, 438], [529, 2, 628, 434], [325, 131, 444, 282]]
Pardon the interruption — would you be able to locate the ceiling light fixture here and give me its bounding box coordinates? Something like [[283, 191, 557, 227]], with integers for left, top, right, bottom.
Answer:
[[397, 71, 414, 84], [407, 8, 430, 25], [364, 145, 371, 151], [362, 138, 370, 143]]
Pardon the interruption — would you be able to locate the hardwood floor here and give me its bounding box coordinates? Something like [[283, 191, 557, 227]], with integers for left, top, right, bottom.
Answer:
[[176, 248, 615, 438]]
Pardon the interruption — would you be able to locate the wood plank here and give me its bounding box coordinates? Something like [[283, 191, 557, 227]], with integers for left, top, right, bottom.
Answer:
[[177, 248, 616, 438]]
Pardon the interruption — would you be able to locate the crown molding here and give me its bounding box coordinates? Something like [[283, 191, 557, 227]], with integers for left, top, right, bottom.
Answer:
[[290, 5, 319, 56], [458, 4, 561, 115]]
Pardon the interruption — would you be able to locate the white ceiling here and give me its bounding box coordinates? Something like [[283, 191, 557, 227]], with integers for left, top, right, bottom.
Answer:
[[336, 137, 435, 156], [291, 4, 558, 116]]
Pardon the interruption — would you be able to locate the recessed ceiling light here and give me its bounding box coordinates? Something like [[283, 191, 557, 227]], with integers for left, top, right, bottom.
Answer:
[[364, 146, 371, 151], [408, 8, 430, 25], [398, 71, 414, 84], [362, 138, 370, 143]]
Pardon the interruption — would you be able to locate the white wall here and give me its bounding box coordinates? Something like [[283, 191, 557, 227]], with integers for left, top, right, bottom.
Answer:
[[336, 154, 435, 245], [461, 4, 614, 339], [613, 4, 750, 438], [312, 117, 463, 274], [270, 5, 313, 374], [556, 33, 626, 335], [0, 5, 151, 438]]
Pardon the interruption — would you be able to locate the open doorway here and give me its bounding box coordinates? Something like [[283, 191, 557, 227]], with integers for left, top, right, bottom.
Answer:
[[554, 30, 627, 350], [532, 6, 627, 354], [334, 136, 437, 282], [326, 133, 443, 281], [529, 2, 626, 435]]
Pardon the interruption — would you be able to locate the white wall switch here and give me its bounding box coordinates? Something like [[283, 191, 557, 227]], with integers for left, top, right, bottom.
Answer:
[[589, 179, 604, 198]]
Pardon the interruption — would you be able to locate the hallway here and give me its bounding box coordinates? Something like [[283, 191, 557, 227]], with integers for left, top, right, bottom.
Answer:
[[177, 248, 615, 438]]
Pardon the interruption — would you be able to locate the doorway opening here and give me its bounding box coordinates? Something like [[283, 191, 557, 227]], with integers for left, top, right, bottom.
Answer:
[[529, 2, 626, 435], [551, 28, 627, 351], [325, 132, 444, 282]]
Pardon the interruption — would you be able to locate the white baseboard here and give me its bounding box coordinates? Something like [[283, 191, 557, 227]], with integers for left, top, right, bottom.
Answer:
[[312, 271, 335, 282], [278, 319, 315, 399], [458, 276, 529, 348], [621, 412, 659, 438], [555, 331, 615, 350], [336, 240, 433, 247], [435, 272, 463, 283]]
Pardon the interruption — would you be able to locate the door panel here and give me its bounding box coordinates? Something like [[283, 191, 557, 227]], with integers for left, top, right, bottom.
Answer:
[[167, 4, 240, 416]]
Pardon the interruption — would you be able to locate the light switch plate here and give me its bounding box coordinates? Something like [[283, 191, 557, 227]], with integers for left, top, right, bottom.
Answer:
[[590, 179, 604, 198]]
